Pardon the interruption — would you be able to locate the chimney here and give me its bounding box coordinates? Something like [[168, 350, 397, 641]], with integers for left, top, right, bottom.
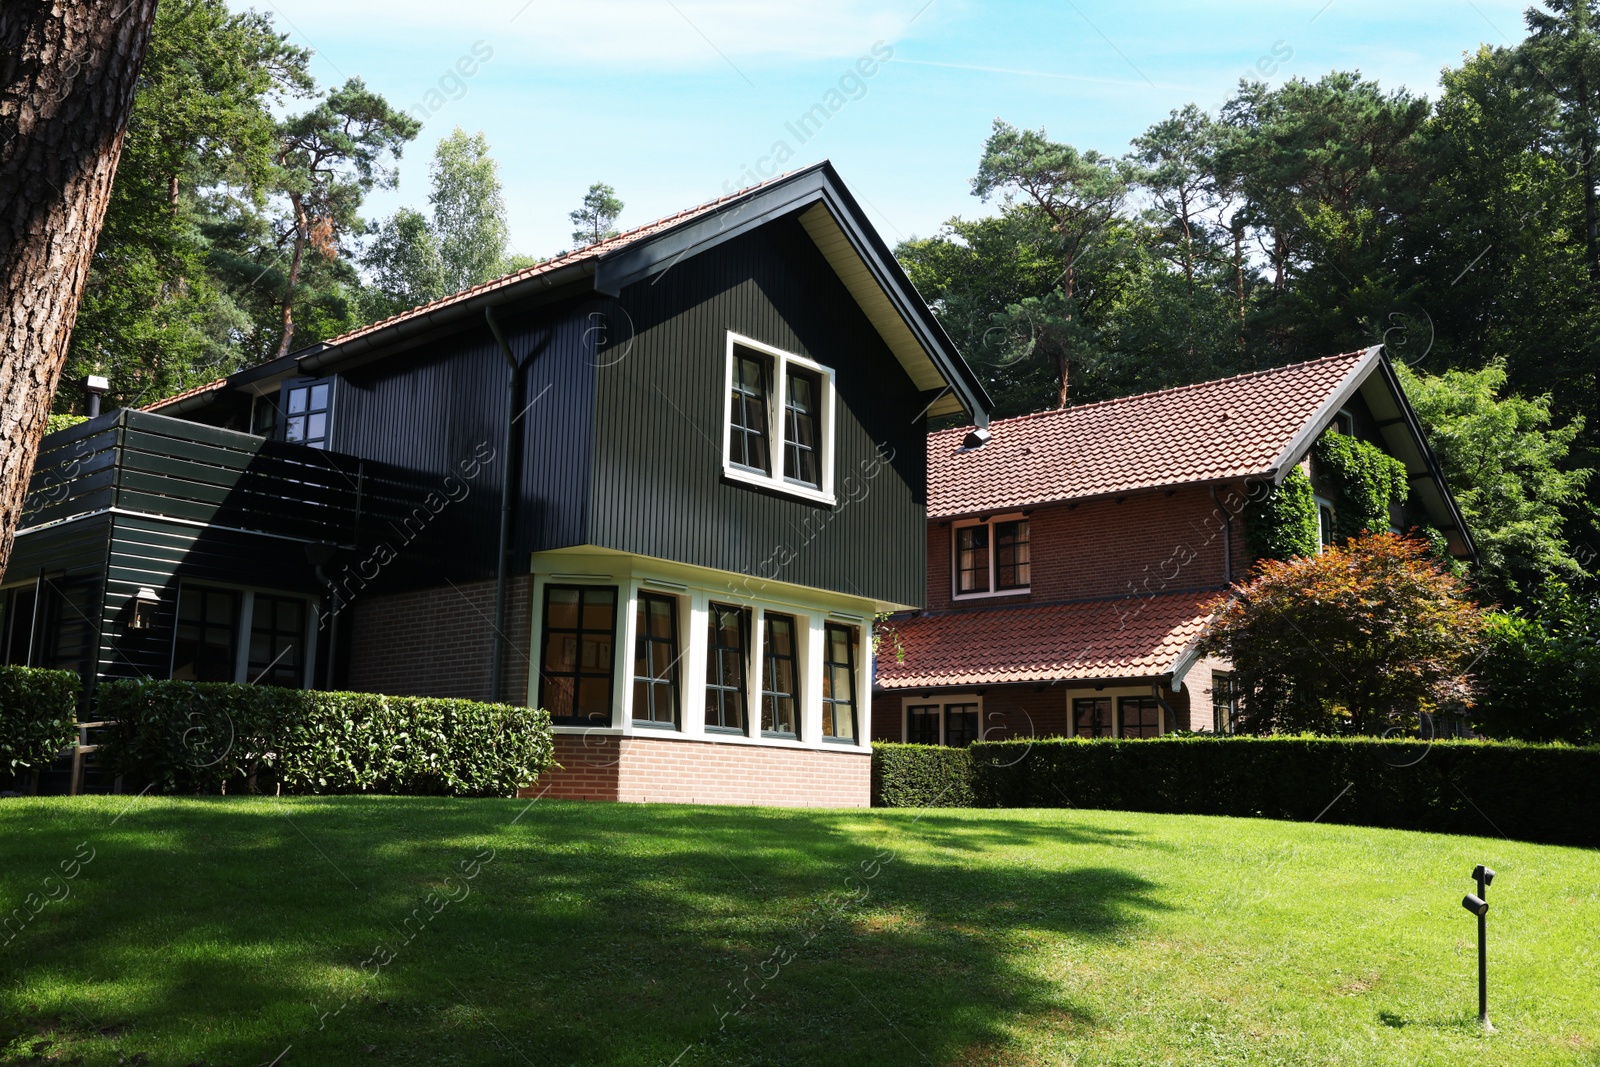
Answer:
[[84, 375, 109, 418]]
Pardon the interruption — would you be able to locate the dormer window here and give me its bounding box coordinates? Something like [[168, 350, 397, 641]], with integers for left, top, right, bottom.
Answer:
[[282, 379, 333, 450], [722, 334, 835, 504], [953, 515, 1031, 598]]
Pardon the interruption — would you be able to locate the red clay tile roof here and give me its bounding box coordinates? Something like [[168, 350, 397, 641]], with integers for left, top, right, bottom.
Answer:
[[877, 590, 1219, 689], [929, 349, 1377, 518], [145, 167, 813, 412]]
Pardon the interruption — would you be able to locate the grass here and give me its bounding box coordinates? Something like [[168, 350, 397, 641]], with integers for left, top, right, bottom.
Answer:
[[0, 797, 1596, 1066]]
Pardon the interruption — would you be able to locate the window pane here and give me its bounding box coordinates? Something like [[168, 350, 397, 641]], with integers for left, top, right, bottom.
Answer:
[[172, 586, 239, 683], [285, 416, 306, 443], [248, 594, 306, 687], [539, 585, 618, 726], [633, 593, 679, 725], [760, 614, 800, 736], [309, 383, 330, 409], [784, 368, 821, 488], [956, 526, 990, 594], [705, 604, 748, 730], [995, 520, 1031, 589], [306, 412, 327, 441], [908, 705, 940, 745], [286, 387, 307, 414], [946, 704, 979, 747], [1074, 698, 1112, 739], [729, 352, 771, 475], [821, 623, 857, 740]]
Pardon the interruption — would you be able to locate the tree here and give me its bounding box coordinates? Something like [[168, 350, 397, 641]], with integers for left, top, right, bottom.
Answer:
[[1521, 0, 1600, 279], [64, 0, 312, 409], [365, 128, 513, 317], [1200, 533, 1489, 734], [432, 129, 511, 292], [270, 78, 420, 358], [570, 182, 623, 247], [0, 0, 161, 580], [1475, 581, 1600, 743], [1397, 361, 1593, 599], [972, 120, 1129, 407]]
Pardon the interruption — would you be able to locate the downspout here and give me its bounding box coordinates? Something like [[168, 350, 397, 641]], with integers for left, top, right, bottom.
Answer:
[[484, 305, 521, 704], [1210, 485, 1232, 586]]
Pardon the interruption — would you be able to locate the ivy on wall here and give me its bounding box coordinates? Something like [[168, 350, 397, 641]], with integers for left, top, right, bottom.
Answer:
[[1244, 432, 1410, 564], [1312, 432, 1409, 542], [1244, 467, 1320, 562]]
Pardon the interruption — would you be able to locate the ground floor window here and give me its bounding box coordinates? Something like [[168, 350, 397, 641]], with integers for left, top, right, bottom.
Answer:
[[632, 592, 680, 726], [171, 584, 311, 686], [1119, 696, 1162, 739], [821, 623, 858, 741], [539, 585, 617, 726], [705, 604, 750, 733], [905, 701, 980, 746], [760, 612, 800, 737], [1211, 672, 1239, 734], [1073, 697, 1113, 738], [907, 703, 941, 744]]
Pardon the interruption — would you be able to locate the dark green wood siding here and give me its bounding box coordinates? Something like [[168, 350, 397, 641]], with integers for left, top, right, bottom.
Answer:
[[590, 217, 928, 606]]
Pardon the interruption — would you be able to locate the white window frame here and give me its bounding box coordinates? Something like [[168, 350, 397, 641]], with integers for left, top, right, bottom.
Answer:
[[1331, 408, 1354, 436], [1314, 494, 1336, 551], [721, 332, 837, 506], [951, 512, 1031, 601]]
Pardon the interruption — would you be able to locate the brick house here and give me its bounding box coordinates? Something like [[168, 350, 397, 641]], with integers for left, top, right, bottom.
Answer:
[[872, 347, 1476, 746], [4, 163, 991, 807]]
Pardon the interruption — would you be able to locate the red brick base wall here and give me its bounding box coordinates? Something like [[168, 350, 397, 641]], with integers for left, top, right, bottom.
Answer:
[[345, 576, 531, 703], [523, 733, 871, 808]]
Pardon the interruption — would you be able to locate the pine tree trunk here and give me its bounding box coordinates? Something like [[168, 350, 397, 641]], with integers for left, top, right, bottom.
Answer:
[[274, 191, 308, 359], [0, 0, 160, 581]]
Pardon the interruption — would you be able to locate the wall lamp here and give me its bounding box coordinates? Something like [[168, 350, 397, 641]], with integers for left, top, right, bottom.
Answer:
[[129, 587, 160, 630], [1460, 863, 1495, 1030]]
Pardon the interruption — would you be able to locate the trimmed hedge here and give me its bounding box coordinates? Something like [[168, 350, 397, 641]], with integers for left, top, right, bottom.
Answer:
[[99, 680, 555, 797], [873, 736, 1600, 848], [0, 666, 80, 771], [871, 743, 974, 808]]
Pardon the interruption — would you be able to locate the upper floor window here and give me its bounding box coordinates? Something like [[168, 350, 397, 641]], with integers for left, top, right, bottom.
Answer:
[[282, 380, 333, 450], [1332, 408, 1354, 436], [723, 334, 835, 503], [954, 516, 1030, 597]]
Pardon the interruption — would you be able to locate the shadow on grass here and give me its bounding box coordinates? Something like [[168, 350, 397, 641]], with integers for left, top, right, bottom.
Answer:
[[0, 798, 1165, 1066]]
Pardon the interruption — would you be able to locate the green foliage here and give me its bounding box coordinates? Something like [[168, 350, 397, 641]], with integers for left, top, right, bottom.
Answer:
[[1475, 581, 1600, 744], [1243, 467, 1319, 562], [1397, 361, 1593, 598], [44, 414, 86, 436], [1312, 431, 1410, 540], [570, 181, 624, 247], [1202, 532, 1489, 734], [873, 734, 1600, 847], [98, 681, 555, 797], [364, 128, 513, 318], [0, 667, 80, 771], [869, 743, 974, 808]]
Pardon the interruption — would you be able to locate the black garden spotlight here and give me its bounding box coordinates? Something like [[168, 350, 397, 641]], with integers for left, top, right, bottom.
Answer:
[[1460, 864, 1495, 1030]]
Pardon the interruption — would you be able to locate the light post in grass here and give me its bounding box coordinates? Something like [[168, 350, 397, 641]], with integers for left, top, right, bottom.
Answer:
[[1460, 864, 1495, 1031]]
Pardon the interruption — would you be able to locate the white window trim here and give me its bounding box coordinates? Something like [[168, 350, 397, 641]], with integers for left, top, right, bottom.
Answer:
[[722, 332, 837, 506], [531, 562, 871, 753], [1314, 494, 1336, 551], [170, 579, 318, 688], [951, 512, 1031, 601]]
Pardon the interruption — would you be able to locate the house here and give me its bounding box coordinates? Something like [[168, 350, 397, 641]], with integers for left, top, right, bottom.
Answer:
[[872, 347, 1476, 746], [3, 162, 991, 807]]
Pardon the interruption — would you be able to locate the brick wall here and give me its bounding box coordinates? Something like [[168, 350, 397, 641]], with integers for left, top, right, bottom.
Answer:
[[345, 575, 532, 703], [927, 483, 1250, 612], [524, 733, 871, 807]]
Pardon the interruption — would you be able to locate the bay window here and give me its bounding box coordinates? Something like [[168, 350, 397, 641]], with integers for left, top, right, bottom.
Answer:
[[760, 612, 801, 737], [821, 623, 858, 741], [705, 604, 749, 733], [539, 585, 617, 726], [632, 593, 680, 726]]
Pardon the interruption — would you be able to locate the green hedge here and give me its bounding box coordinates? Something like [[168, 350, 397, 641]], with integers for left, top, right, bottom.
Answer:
[[0, 666, 80, 771], [872, 736, 1600, 848], [99, 680, 556, 797], [870, 743, 975, 808]]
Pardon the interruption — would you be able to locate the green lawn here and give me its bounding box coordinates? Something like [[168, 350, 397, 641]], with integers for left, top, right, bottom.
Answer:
[[0, 797, 1596, 1066]]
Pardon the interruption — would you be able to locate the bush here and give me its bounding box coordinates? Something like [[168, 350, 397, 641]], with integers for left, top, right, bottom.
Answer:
[[872, 735, 1600, 848], [99, 681, 556, 797], [0, 666, 80, 771], [871, 743, 974, 808]]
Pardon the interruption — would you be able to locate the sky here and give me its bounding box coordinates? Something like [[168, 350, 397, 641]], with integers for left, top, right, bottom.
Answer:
[[253, 0, 1537, 259]]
